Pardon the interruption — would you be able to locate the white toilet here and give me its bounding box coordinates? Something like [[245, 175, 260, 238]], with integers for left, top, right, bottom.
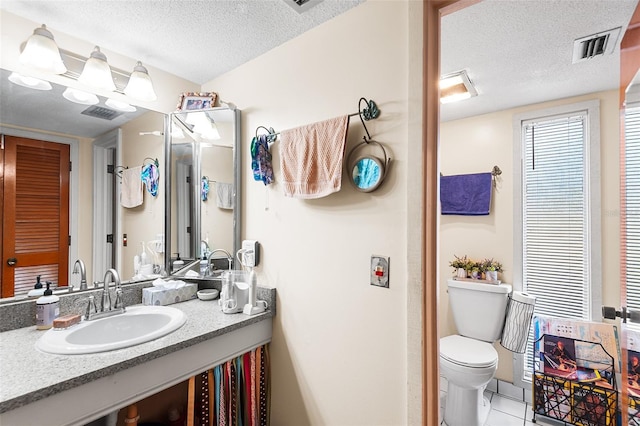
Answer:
[[440, 279, 512, 426]]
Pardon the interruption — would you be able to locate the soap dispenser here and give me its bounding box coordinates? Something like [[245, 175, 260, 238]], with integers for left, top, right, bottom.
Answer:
[[27, 275, 45, 298], [36, 282, 60, 330], [172, 253, 184, 272]]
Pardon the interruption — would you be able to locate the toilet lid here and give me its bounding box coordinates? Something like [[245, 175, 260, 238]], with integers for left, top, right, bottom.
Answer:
[[440, 335, 498, 368]]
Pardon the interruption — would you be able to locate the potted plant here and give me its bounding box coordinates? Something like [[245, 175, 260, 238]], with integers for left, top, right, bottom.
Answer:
[[483, 258, 503, 282], [450, 255, 471, 278], [470, 262, 481, 279]]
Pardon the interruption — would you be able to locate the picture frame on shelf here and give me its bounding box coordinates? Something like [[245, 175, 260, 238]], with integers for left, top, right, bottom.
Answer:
[[176, 92, 218, 111]]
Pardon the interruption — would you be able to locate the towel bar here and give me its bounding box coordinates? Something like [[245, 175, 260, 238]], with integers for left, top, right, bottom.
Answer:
[[255, 97, 381, 143]]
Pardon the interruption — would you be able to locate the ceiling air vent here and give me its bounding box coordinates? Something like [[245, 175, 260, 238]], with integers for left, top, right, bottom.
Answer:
[[81, 106, 123, 121], [572, 27, 621, 64], [282, 0, 323, 14]]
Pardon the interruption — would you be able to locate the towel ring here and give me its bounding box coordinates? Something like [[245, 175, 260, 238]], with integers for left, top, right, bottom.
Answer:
[[346, 139, 391, 193], [255, 126, 278, 145]]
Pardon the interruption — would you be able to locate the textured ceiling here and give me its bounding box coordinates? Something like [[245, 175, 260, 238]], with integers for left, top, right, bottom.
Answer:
[[1, 0, 639, 133], [0, 0, 364, 85], [440, 0, 639, 122]]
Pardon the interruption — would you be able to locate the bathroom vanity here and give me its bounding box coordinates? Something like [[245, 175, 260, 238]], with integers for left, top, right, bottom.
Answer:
[[0, 291, 275, 426]]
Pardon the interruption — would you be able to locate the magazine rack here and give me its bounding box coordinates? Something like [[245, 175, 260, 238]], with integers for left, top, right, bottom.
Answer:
[[532, 334, 618, 425]]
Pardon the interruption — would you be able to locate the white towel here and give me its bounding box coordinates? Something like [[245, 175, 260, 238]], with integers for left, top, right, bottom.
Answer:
[[216, 182, 234, 209], [120, 166, 143, 208], [280, 115, 349, 199]]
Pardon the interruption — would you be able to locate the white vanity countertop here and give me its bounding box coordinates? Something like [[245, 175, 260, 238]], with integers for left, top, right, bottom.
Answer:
[[0, 297, 274, 413]]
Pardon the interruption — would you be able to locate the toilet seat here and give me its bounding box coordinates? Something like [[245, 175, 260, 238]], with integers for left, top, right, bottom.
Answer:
[[440, 335, 498, 368]]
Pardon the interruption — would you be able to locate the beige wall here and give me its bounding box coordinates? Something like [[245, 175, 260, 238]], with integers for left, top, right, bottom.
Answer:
[[439, 89, 621, 382], [202, 1, 419, 424], [120, 111, 166, 279]]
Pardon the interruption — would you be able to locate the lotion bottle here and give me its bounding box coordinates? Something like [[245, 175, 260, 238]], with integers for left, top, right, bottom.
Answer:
[[36, 282, 60, 330]]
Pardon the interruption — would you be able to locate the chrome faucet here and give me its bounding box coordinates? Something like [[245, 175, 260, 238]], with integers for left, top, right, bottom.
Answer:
[[72, 259, 87, 290], [86, 269, 124, 321], [201, 239, 211, 258], [207, 248, 233, 275]]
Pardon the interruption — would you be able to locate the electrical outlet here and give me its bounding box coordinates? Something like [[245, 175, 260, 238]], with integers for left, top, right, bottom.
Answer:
[[371, 255, 390, 288]]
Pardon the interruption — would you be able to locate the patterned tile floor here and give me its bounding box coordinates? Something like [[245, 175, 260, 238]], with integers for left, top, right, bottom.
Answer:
[[440, 378, 563, 426]]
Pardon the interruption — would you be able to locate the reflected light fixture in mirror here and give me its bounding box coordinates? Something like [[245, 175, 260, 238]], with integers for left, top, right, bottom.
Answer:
[[185, 111, 221, 140], [62, 87, 99, 105], [8, 72, 52, 91], [106, 98, 136, 112], [171, 126, 185, 139], [78, 46, 116, 91], [124, 61, 158, 102], [19, 24, 67, 74], [440, 70, 477, 104]]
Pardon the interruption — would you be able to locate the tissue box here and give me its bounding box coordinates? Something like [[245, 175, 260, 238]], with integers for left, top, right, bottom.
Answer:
[[142, 283, 197, 306]]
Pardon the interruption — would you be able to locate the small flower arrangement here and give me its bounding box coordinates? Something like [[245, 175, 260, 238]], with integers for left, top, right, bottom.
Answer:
[[449, 255, 472, 271], [449, 255, 504, 281], [482, 258, 504, 272], [482, 258, 504, 282]]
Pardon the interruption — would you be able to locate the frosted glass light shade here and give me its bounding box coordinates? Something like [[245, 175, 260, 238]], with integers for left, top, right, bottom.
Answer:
[[8, 72, 52, 91], [124, 61, 157, 101], [171, 127, 185, 139], [19, 25, 67, 74], [78, 47, 116, 91], [62, 87, 99, 105], [106, 98, 136, 112], [200, 123, 221, 140]]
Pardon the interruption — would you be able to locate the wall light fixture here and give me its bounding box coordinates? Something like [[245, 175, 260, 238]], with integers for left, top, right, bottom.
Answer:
[[15, 24, 157, 105]]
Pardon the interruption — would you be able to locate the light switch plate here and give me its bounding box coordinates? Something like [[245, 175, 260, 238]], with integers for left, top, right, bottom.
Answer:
[[371, 255, 390, 288]]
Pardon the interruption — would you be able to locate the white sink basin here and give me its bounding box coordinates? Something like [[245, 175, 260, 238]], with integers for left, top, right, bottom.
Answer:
[[36, 305, 187, 355]]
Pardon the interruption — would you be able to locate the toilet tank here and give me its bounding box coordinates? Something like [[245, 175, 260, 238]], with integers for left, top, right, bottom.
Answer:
[[447, 279, 512, 342]]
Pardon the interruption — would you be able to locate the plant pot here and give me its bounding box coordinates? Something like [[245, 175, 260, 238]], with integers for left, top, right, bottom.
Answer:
[[456, 268, 467, 278], [486, 270, 498, 281]]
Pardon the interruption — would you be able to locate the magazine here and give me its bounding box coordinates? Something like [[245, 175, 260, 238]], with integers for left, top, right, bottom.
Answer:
[[534, 315, 621, 373], [543, 335, 577, 379]]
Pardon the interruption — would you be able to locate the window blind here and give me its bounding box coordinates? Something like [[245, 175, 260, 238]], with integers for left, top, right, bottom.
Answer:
[[522, 113, 590, 375], [625, 105, 640, 310]]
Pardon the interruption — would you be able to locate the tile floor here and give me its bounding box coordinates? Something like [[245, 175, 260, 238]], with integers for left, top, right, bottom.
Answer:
[[440, 377, 563, 426]]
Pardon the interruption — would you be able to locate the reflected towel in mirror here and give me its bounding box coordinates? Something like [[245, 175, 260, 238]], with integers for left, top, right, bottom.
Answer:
[[216, 182, 234, 209], [121, 166, 143, 208]]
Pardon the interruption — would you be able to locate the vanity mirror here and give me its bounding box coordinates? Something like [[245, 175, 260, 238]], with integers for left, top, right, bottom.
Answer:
[[0, 67, 166, 299], [168, 107, 241, 272]]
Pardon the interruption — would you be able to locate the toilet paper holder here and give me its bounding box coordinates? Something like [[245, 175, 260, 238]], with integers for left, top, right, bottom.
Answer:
[[602, 305, 640, 323]]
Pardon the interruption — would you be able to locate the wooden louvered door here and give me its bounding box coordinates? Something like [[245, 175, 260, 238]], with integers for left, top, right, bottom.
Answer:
[[1, 136, 70, 298]]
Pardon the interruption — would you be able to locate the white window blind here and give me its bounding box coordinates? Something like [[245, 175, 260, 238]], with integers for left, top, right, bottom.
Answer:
[[625, 104, 640, 310], [521, 113, 590, 374]]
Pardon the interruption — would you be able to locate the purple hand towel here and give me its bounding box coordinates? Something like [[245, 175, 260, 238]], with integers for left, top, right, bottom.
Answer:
[[440, 172, 492, 215]]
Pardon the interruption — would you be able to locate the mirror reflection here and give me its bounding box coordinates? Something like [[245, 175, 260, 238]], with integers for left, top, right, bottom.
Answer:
[[169, 107, 240, 274], [352, 158, 382, 191], [0, 67, 165, 299]]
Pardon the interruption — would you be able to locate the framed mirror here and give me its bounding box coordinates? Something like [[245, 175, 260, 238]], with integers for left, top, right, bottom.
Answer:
[[167, 107, 241, 273], [347, 139, 390, 193], [0, 68, 166, 298]]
